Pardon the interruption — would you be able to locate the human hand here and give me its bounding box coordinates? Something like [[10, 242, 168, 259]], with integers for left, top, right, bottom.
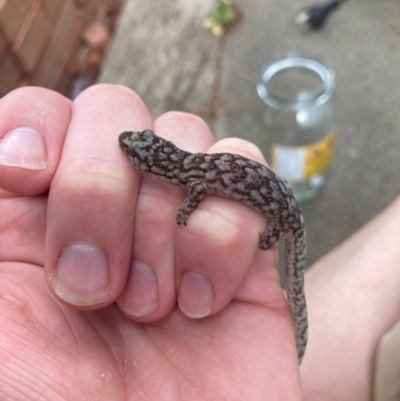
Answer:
[[0, 85, 302, 400]]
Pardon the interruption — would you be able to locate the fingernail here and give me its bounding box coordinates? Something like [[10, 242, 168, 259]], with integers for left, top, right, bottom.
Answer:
[[0, 126, 47, 169], [120, 261, 159, 316], [178, 272, 213, 318], [53, 243, 109, 306]]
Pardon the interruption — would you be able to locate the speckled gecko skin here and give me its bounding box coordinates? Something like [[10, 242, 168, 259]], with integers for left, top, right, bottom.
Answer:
[[119, 129, 307, 364]]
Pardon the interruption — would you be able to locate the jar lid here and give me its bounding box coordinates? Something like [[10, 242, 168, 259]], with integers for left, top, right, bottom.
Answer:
[[257, 55, 335, 110]]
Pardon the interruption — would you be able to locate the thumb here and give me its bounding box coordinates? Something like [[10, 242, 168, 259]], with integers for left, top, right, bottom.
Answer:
[[0, 87, 71, 196]]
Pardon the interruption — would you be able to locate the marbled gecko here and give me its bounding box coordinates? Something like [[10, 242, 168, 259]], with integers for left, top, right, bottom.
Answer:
[[119, 129, 307, 363]]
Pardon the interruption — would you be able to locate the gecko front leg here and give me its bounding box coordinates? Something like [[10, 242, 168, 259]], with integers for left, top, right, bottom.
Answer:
[[176, 179, 208, 225]]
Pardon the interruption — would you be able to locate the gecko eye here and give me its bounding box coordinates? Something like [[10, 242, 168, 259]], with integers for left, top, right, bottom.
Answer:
[[140, 130, 153, 140]]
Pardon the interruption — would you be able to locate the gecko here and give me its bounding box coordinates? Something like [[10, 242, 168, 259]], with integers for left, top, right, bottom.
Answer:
[[118, 129, 307, 364]]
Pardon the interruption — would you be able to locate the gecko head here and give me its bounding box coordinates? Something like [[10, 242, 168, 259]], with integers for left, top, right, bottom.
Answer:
[[118, 130, 159, 169], [119, 130, 155, 155], [119, 130, 180, 177]]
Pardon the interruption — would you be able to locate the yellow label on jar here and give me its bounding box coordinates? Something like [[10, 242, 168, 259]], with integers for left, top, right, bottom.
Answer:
[[303, 130, 336, 178], [271, 130, 336, 181]]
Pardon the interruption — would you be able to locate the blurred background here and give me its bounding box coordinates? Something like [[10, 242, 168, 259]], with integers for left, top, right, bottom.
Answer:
[[1, 0, 399, 264], [0, 0, 124, 97]]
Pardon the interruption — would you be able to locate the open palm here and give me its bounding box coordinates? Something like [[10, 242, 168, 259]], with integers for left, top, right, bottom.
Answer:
[[0, 85, 301, 400]]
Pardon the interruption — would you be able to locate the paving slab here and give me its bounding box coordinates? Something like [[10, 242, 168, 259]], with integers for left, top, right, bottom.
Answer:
[[100, 0, 400, 264]]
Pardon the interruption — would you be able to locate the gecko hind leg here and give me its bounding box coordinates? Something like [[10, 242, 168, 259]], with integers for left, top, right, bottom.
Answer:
[[259, 219, 282, 250]]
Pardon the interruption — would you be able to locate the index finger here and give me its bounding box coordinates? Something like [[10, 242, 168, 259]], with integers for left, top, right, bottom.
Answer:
[[45, 84, 152, 309]]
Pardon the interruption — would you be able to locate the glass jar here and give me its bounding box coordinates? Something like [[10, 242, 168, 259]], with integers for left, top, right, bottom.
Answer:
[[257, 54, 336, 202]]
